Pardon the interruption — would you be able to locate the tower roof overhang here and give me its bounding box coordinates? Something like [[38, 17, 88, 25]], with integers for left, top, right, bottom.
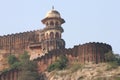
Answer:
[[41, 17, 65, 24]]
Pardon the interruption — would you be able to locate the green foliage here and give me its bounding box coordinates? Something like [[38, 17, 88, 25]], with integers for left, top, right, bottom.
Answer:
[[106, 61, 119, 70], [57, 55, 68, 69], [10, 62, 21, 69], [114, 54, 120, 66], [47, 62, 58, 72], [20, 51, 30, 61], [18, 52, 39, 80], [2, 68, 9, 74], [105, 52, 120, 70], [6, 52, 40, 80], [47, 55, 68, 72], [8, 55, 18, 65], [117, 58, 120, 65], [7, 54, 21, 69], [105, 51, 116, 62]]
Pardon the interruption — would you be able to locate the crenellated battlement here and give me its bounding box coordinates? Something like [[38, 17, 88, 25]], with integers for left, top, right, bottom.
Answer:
[[0, 42, 113, 79], [33, 42, 112, 72]]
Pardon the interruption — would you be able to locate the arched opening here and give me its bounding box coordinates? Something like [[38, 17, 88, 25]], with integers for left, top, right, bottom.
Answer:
[[60, 34, 61, 38], [55, 21, 59, 26], [50, 21, 54, 26], [46, 22, 49, 26], [47, 41, 49, 50], [46, 33, 48, 39], [41, 34, 45, 40], [50, 32, 54, 39], [55, 32, 59, 38]]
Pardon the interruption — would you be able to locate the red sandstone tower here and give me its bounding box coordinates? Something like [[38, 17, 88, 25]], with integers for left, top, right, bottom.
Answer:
[[41, 8, 65, 53]]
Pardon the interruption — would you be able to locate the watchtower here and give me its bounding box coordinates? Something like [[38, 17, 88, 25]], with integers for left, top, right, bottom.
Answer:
[[41, 8, 65, 52]]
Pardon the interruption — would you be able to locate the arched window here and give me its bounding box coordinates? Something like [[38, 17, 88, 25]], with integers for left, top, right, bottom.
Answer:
[[50, 21, 54, 26], [46, 22, 49, 26], [55, 32, 59, 38], [60, 34, 61, 38], [46, 33, 48, 39], [55, 21, 59, 26], [50, 32, 54, 39], [41, 34, 45, 40]]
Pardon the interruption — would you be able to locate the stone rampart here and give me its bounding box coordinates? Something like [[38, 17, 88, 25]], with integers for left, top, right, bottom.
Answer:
[[0, 30, 40, 55], [0, 69, 19, 80], [0, 42, 112, 79], [36, 42, 112, 72]]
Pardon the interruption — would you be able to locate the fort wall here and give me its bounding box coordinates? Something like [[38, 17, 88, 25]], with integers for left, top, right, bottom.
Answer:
[[36, 42, 112, 72], [0, 69, 19, 80], [0, 42, 112, 79], [0, 30, 40, 55]]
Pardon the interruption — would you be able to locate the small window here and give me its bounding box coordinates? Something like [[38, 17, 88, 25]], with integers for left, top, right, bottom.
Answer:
[[55, 21, 59, 26], [50, 32, 54, 39], [55, 32, 59, 38], [46, 22, 49, 26], [46, 33, 48, 39], [50, 21, 54, 26]]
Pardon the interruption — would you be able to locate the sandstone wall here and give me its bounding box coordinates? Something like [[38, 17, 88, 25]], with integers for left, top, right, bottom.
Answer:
[[36, 42, 112, 72], [0, 30, 41, 71], [0, 42, 112, 79], [0, 69, 19, 80], [0, 30, 40, 55]]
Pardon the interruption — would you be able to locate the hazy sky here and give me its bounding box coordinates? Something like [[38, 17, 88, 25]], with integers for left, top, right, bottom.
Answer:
[[0, 0, 120, 54]]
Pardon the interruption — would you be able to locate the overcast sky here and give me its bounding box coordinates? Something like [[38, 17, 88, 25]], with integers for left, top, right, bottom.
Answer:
[[0, 0, 120, 54]]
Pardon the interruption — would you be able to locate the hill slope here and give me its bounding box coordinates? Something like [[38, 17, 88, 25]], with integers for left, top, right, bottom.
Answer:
[[45, 63, 120, 80]]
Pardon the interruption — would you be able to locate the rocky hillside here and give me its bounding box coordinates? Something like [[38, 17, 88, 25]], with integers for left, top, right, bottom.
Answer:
[[45, 63, 120, 80]]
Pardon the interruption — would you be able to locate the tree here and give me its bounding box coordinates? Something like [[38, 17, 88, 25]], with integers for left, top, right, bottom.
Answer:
[[18, 52, 39, 80], [47, 55, 68, 72], [8, 55, 18, 65], [115, 54, 120, 65], [105, 51, 116, 62], [7, 54, 21, 69]]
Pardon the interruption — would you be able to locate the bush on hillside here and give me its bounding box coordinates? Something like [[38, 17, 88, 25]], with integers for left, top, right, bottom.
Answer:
[[105, 51, 116, 62], [106, 61, 119, 71], [47, 55, 68, 72], [18, 52, 40, 80], [114, 54, 120, 66], [8, 55, 18, 65]]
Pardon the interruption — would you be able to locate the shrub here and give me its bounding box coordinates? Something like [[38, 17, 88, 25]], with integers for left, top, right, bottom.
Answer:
[[8, 55, 18, 65], [115, 54, 120, 66], [20, 51, 30, 61], [2, 68, 9, 74], [117, 58, 120, 65], [105, 51, 116, 62], [10, 62, 21, 69], [18, 52, 39, 80], [47, 55, 68, 72], [47, 62, 59, 72], [106, 61, 119, 70]]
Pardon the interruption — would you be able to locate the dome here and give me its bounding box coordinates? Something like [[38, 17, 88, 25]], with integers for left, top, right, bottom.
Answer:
[[41, 8, 65, 24], [45, 9, 61, 18]]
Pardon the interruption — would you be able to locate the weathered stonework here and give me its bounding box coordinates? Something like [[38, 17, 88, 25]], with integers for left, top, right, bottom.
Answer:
[[36, 42, 112, 72], [0, 69, 19, 80]]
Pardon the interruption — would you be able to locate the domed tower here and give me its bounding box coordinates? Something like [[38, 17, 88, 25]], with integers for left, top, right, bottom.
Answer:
[[41, 8, 65, 53]]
